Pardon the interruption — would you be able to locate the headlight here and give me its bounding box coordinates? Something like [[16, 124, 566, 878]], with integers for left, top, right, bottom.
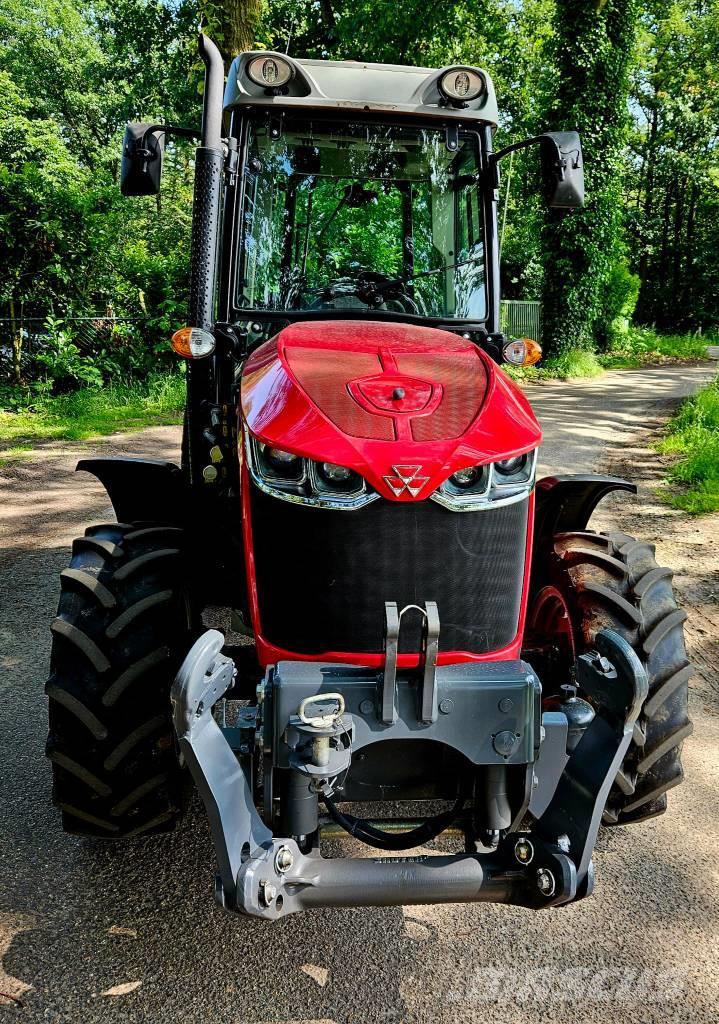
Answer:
[[491, 453, 534, 488], [495, 456, 524, 476], [450, 466, 483, 488], [321, 462, 353, 484], [267, 447, 303, 479], [246, 435, 378, 510], [247, 55, 293, 88], [439, 68, 485, 103], [433, 451, 537, 511]]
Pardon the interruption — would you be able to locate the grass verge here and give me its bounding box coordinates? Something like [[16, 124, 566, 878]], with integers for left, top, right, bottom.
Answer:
[[506, 328, 711, 383], [505, 349, 604, 383], [0, 374, 185, 456], [658, 374, 719, 514], [599, 326, 710, 369]]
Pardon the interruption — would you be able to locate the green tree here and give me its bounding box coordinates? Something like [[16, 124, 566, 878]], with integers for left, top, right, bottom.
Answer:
[[0, 0, 197, 382], [626, 0, 719, 332], [540, 0, 639, 356]]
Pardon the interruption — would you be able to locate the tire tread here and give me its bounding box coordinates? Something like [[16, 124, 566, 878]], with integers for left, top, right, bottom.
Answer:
[[537, 529, 692, 825], [46, 523, 192, 838]]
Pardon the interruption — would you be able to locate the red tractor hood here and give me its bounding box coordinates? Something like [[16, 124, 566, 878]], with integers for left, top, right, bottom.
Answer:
[[240, 321, 542, 501]]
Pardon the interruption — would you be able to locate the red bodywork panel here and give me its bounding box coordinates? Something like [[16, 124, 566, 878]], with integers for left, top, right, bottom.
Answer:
[[239, 320, 542, 667], [241, 321, 541, 500]]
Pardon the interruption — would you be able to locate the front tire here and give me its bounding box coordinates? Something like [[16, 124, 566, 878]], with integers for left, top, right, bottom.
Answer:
[[527, 530, 693, 824], [46, 522, 194, 837]]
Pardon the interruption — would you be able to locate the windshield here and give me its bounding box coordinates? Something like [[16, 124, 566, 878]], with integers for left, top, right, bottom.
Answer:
[[237, 119, 486, 321]]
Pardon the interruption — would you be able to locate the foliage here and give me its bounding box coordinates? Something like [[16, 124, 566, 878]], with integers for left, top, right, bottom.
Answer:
[[658, 374, 719, 513], [626, 1, 719, 333], [506, 328, 706, 381], [504, 348, 603, 382], [0, 373, 185, 448], [599, 325, 710, 367], [0, 0, 195, 388], [596, 262, 641, 350], [2, 0, 718, 393], [33, 317, 104, 390], [540, 0, 640, 358]]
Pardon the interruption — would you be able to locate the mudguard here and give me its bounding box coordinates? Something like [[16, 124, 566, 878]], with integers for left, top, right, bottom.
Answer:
[[530, 474, 636, 593], [534, 474, 636, 542], [77, 457, 188, 525]]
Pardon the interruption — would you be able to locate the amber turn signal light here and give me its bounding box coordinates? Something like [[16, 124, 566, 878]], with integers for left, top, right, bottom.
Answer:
[[171, 326, 215, 359], [502, 337, 542, 367]]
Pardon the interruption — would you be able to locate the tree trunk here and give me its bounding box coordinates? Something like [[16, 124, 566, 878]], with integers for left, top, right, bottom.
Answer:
[[205, 0, 266, 61], [672, 170, 685, 324], [540, 0, 639, 358], [682, 180, 699, 326], [638, 100, 659, 285], [9, 297, 22, 384]]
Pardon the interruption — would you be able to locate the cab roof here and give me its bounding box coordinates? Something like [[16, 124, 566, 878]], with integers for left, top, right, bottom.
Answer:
[[224, 51, 498, 126]]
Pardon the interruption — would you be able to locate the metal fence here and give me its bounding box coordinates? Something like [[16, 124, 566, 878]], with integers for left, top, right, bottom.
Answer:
[[500, 300, 543, 342]]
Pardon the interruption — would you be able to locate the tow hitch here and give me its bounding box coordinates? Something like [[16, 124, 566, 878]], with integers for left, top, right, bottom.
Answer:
[[171, 625, 647, 919]]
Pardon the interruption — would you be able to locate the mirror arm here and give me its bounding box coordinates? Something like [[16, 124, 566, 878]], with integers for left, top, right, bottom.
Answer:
[[135, 125, 201, 175], [492, 134, 578, 175], [489, 133, 582, 201], [491, 134, 581, 176], [140, 125, 201, 148], [491, 135, 548, 164]]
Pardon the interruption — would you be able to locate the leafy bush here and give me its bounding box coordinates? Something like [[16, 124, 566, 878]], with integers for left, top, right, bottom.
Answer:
[[33, 317, 103, 391], [596, 262, 641, 350], [504, 347, 603, 382], [0, 372, 185, 447], [600, 326, 711, 368]]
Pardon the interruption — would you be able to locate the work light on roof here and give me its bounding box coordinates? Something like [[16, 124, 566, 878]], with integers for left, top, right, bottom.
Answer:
[[440, 68, 484, 103], [247, 55, 293, 88]]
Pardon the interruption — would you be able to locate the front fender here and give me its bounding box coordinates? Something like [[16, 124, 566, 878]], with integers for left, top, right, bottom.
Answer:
[[77, 457, 188, 525], [532, 474, 637, 583]]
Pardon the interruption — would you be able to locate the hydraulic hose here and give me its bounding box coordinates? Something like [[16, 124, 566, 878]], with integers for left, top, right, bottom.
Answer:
[[322, 793, 465, 851]]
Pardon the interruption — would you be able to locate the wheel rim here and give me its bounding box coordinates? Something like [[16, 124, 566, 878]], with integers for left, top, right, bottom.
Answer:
[[527, 585, 577, 678]]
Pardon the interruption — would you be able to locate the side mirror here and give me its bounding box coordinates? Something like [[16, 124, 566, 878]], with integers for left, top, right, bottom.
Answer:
[[540, 131, 584, 209], [120, 123, 165, 197]]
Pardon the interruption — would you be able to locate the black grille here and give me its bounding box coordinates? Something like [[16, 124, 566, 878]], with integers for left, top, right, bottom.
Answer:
[[250, 486, 528, 655]]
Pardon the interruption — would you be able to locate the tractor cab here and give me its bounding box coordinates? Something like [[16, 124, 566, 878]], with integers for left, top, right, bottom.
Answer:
[[225, 54, 497, 333]]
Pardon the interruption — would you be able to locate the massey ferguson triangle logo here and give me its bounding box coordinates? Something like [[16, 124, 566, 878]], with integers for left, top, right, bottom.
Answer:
[[383, 465, 430, 497]]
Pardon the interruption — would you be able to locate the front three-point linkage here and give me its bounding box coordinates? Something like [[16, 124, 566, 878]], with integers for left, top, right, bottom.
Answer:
[[172, 627, 647, 918]]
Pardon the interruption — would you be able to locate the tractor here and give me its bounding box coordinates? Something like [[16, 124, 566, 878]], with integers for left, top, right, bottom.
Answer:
[[46, 36, 692, 919]]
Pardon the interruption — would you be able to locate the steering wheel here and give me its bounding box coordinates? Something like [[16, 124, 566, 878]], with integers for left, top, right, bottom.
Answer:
[[308, 273, 420, 314], [355, 272, 420, 314]]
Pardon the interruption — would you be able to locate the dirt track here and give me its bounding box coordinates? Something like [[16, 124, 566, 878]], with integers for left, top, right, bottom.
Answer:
[[1, 362, 718, 1023]]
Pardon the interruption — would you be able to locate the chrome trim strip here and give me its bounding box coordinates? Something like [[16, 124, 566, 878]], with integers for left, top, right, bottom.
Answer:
[[430, 485, 532, 512]]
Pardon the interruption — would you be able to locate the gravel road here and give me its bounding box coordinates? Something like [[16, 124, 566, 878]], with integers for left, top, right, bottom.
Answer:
[[1, 362, 718, 1023]]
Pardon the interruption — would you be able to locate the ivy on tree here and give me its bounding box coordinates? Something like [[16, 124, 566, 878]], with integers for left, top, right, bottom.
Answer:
[[540, 0, 640, 358]]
